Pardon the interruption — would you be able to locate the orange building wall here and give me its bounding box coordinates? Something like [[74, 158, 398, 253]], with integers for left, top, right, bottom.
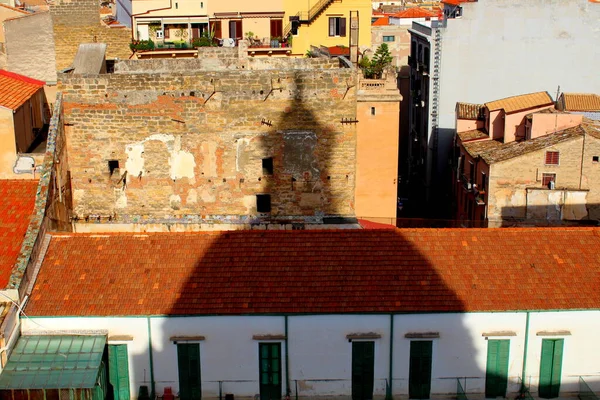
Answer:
[[355, 100, 399, 220]]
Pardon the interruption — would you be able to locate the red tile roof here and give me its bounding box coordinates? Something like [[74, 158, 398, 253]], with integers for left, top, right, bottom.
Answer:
[[0, 180, 38, 288], [26, 228, 600, 316], [392, 8, 436, 18], [372, 16, 389, 26], [442, 0, 477, 5], [0, 70, 45, 111]]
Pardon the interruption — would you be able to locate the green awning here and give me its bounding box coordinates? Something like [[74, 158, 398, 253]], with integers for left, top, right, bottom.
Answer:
[[0, 335, 106, 390]]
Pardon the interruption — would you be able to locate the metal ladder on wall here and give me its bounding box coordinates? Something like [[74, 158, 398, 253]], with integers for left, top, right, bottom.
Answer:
[[430, 27, 443, 179]]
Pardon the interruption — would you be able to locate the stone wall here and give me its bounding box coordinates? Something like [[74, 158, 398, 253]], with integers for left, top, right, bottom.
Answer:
[[50, 0, 132, 71], [59, 68, 358, 223]]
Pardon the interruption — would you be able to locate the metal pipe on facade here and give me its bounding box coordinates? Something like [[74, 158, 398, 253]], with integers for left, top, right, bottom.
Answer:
[[387, 314, 394, 400], [147, 317, 156, 399], [520, 312, 530, 393], [285, 315, 290, 397]]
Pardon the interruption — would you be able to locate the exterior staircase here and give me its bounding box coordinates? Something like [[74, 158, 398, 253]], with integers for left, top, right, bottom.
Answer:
[[284, 0, 335, 37]]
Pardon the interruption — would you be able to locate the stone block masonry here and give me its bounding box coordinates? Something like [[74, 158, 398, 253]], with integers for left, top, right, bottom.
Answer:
[[60, 68, 358, 223], [50, 0, 133, 71]]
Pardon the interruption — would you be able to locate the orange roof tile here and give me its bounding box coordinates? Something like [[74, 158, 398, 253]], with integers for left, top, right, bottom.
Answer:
[[485, 91, 554, 114], [372, 16, 389, 26], [0, 3, 29, 15], [560, 93, 600, 112], [442, 0, 477, 5], [392, 8, 436, 18], [0, 180, 38, 288], [26, 228, 600, 316], [0, 70, 45, 111], [456, 102, 484, 120]]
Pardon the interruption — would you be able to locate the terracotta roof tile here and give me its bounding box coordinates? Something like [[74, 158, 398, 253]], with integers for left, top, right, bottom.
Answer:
[[485, 91, 554, 114], [372, 16, 389, 26], [0, 4, 30, 14], [456, 102, 484, 120], [463, 124, 586, 164], [392, 8, 436, 18], [561, 93, 600, 112], [457, 129, 488, 142], [26, 228, 600, 316], [0, 180, 38, 288], [0, 70, 45, 110]]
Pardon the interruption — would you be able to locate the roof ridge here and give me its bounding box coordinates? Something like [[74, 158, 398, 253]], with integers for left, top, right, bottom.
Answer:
[[0, 69, 45, 86]]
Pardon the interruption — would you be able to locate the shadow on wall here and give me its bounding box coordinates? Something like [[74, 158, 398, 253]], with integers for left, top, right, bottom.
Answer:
[[143, 229, 487, 400]]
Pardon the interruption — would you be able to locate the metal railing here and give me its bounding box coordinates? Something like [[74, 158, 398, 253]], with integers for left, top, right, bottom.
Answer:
[[579, 377, 599, 400], [283, 0, 333, 37], [456, 378, 468, 400]]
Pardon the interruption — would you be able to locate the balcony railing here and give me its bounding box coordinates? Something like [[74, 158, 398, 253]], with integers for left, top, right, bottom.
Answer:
[[457, 378, 468, 400], [579, 377, 599, 400]]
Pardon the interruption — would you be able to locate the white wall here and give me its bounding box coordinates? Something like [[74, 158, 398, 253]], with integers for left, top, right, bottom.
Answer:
[[435, 0, 600, 171], [21, 311, 600, 399]]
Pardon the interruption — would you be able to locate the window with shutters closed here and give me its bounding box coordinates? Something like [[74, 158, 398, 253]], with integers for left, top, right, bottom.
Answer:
[[545, 151, 559, 165], [108, 345, 130, 400]]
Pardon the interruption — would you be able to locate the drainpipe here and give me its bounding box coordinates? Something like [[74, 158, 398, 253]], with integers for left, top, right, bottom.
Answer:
[[285, 315, 290, 397], [520, 312, 530, 394], [387, 314, 394, 400], [147, 317, 156, 399]]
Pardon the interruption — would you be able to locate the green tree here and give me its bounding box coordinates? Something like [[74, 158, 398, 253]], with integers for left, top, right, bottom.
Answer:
[[370, 43, 393, 78]]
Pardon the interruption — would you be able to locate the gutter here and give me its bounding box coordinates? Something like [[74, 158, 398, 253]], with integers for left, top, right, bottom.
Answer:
[[387, 314, 394, 400]]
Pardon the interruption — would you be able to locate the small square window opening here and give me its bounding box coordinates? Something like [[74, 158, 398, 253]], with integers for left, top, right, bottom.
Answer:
[[593, 156, 599, 163], [383, 36, 395, 42], [371, 107, 376, 116], [256, 194, 271, 213], [108, 160, 119, 176], [262, 158, 274, 175]]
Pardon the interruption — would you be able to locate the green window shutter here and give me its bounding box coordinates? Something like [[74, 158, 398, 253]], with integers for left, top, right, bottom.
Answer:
[[352, 341, 375, 400], [409, 341, 432, 399], [485, 340, 509, 398], [108, 345, 130, 400], [178, 344, 202, 400], [539, 339, 563, 399]]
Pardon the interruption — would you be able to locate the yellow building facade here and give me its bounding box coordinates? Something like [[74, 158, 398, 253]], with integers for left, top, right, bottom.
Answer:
[[284, 0, 372, 56]]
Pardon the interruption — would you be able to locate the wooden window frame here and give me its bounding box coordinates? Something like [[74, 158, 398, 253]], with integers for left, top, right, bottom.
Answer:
[[545, 151, 560, 165], [542, 173, 556, 187], [328, 17, 346, 37]]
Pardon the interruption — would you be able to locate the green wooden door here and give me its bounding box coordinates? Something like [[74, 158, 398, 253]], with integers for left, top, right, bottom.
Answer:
[[108, 345, 130, 400], [177, 343, 202, 400], [352, 341, 375, 400], [485, 340, 510, 398], [539, 339, 564, 399], [259, 343, 281, 400], [409, 341, 432, 399]]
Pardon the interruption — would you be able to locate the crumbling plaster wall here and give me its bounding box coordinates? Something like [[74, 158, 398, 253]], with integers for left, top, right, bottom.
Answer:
[[60, 68, 357, 221]]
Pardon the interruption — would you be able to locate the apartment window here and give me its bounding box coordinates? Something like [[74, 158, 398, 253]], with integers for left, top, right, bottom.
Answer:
[[383, 36, 395, 42], [545, 151, 559, 165], [371, 107, 376, 116], [229, 20, 242, 39], [593, 156, 599, 163], [256, 194, 271, 213], [542, 173, 556, 187], [270, 19, 283, 38], [210, 21, 222, 39], [328, 17, 346, 37]]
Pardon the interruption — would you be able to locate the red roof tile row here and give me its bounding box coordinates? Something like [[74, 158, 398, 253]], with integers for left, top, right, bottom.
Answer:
[[0, 180, 38, 287], [26, 228, 600, 317], [0, 70, 45, 111]]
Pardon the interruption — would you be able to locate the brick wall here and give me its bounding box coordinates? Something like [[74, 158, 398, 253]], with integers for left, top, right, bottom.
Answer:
[[60, 67, 358, 223], [50, 0, 132, 71]]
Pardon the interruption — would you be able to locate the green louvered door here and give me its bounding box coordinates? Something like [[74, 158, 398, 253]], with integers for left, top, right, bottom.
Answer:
[[259, 343, 281, 400], [352, 341, 375, 400], [108, 345, 130, 400], [539, 339, 564, 399], [485, 340, 510, 398], [409, 341, 432, 399], [178, 343, 202, 400]]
